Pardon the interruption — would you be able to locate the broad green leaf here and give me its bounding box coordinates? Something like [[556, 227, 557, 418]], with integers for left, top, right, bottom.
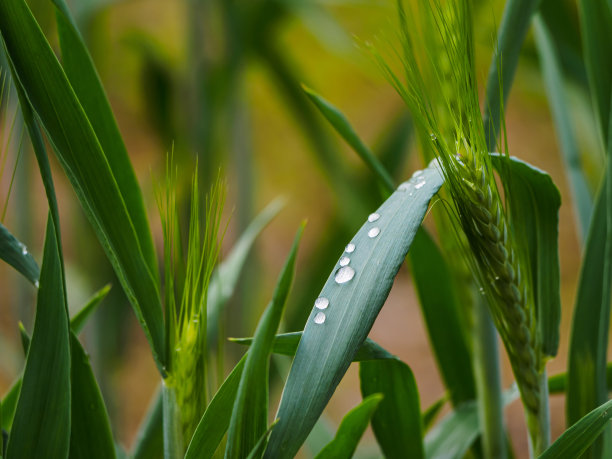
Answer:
[[52, 0, 158, 278], [265, 161, 445, 458], [185, 356, 246, 458], [231, 332, 394, 362], [409, 228, 475, 404], [540, 399, 612, 458], [314, 394, 383, 459], [0, 222, 39, 285], [207, 198, 285, 341], [0, 0, 165, 370], [533, 14, 593, 240], [483, 0, 542, 150], [577, 0, 612, 143], [425, 386, 519, 459], [131, 389, 163, 459], [302, 85, 395, 192], [7, 217, 70, 458], [360, 359, 423, 459], [567, 172, 612, 457], [491, 154, 562, 357], [225, 224, 304, 458], [69, 332, 116, 459]]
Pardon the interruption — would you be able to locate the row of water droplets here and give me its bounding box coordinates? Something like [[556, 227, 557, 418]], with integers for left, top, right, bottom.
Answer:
[[312, 212, 381, 325]]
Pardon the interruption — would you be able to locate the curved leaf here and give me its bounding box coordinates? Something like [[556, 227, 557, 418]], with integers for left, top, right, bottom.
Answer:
[[0, 222, 39, 285], [265, 161, 444, 458]]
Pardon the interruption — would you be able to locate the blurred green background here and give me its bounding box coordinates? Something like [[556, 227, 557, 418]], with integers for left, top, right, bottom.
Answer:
[[0, 0, 597, 456]]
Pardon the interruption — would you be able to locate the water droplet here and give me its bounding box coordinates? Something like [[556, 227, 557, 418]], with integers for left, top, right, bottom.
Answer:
[[314, 312, 326, 324], [339, 256, 350, 267], [315, 297, 329, 310], [368, 227, 380, 238], [412, 170, 423, 179], [398, 182, 411, 192], [35, 280, 39, 289], [335, 266, 355, 284], [414, 180, 426, 189], [368, 213, 380, 222], [345, 243, 355, 253], [20, 243, 28, 256]]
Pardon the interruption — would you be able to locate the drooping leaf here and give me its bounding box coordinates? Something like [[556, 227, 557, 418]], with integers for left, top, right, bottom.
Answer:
[[360, 359, 423, 459], [6, 217, 71, 458], [225, 224, 304, 458], [184, 356, 246, 459], [314, 394, 383, 459], [0, 222, 39, 285], [69, 333, 116, 459], [409, 227, 475, 404], [265, 161, 444, 458], [540, 399, 612, 459], [491, 154, 562, 357], [0, 0, 165, 370]]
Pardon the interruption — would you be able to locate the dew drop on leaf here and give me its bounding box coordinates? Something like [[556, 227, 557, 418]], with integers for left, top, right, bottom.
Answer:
[[315, 297, 329, 310], [339, 256, 350, 267], [368, 213, 380, 222], [368, 227, 380, 238], [345, 243, 355, 253], [314, 312, 326, 324], [335, 266, 355, 284]]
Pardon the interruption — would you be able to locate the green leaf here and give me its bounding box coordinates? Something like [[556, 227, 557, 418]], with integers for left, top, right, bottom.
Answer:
[[0, 379, 21, 431], [302, 85, 395, 192], [425, 386, 519, 459], [225, 224, 304, 458], [422, 396, 448, 432], [0, 222, 39, 285], [314, 394, 383, 459], [6, 217, 71, 458], [51, 0, 158, 278], [577, 0, 612, 143], [0, 0, 165, 371], [71, 284, 111, 334], [207, 198, 285, 342], [246, 421, 279, 459], [69, 332, 116, 459], [533, 14, 593, 240], [409, 228, 475, 404], [491, 154, 562, 357], [265, 161, 444, 458], [548, 362, 612, 394], [539, 399, 612, 458], [185, 356, 246, 458], [131, 389, 163, 459], [231, 332, 394, 362], [360, 359, 423, 459], [483, 0, 542, 149]]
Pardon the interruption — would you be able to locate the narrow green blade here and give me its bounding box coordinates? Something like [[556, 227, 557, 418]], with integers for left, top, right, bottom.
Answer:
[[0, 0, 165, 370], [6, 217, 71, 458], [71, 284, 111, 334], [422, 396, 448, 432], [302, 85, 395, 192], [52, 0, 158, 277], [69, 332, 116, 459], [540, 399, 612, 459], [360, 359, 423, 459], [0, 379, 21, 431], [0, 222, 39, 285], [265, 161, 444, 458], [491, 154, 562, 357], [225, 225, 304, 458], [314, 394, 383, 459], [131, 389, 163, 459], [548, 362, 612, 394], [246, 421, 279, 459], [409, 228, 475, 404], [533, 14, 593, 240], [185, 356, 246, 458], [231, 332, 394, 362]]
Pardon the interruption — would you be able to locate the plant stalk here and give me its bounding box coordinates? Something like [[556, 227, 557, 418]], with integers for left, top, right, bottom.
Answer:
[[162, 381, 184, 459], [527, 370, 550, 457], [473, 294, 506, 459]]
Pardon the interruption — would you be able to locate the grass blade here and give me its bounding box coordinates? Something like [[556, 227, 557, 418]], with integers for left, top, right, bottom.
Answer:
[[491, 154, 562, 357], [265, 161, 444, 458], [302, 85, 395, 192], [360, 359, 423, 458], [409, 228, 475, 404], [549, 363, 612, 394], [6, 217, 70, 458], [422, 396, 448, 432], [132, 389, 163, 459], [69, 332, 116, 459], [533, 14, 593, 240], [0, 222, 39, 285], [0, 0, 165, 370], [185, 356, 246, 459], [314, 394, 383, 459], [52, 0, 158, 277], [71, 284, 111, 334], [539, 399, 612, 459], [225, 224, 304, 458]]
